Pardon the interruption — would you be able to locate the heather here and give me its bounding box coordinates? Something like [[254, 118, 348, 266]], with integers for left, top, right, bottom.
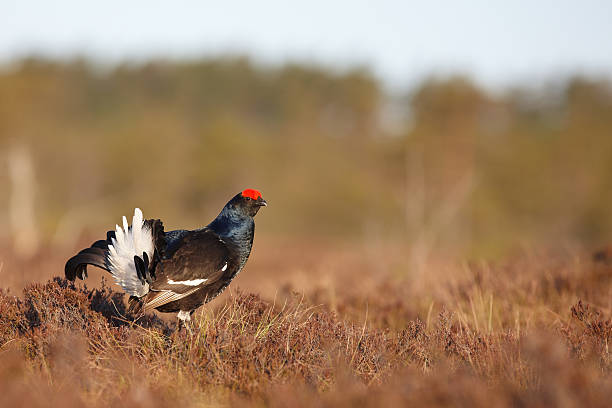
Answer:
[[1, 244, 612, 407]]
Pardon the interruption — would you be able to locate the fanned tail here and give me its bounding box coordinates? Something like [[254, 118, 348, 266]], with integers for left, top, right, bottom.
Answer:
[[64, 209, 166, 299], [65, 231, 115, 281], [106, 208, 155, 297]]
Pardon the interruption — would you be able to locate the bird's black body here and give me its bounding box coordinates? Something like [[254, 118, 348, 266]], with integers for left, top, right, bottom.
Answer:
[[65, 190, 266, 321]]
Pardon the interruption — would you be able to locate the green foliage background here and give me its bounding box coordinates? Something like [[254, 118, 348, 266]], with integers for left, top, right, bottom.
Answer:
[[1, 57, 611, 256]]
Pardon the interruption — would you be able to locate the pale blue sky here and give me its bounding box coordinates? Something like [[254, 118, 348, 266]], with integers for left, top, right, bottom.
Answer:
[[2, 0, 611, 88]]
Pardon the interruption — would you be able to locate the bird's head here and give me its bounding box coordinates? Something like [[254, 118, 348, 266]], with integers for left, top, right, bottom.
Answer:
[[228, 188, 267, 218]]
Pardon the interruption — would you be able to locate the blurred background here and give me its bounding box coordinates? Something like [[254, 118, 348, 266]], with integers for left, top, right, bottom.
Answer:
[[1, 1, 612, 290]]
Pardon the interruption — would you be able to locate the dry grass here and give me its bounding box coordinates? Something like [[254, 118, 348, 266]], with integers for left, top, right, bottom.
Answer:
[[2, 241, 612, 407]]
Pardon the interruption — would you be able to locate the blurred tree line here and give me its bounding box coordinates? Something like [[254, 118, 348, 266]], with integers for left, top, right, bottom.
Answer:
[[0, 57, 611, 256]]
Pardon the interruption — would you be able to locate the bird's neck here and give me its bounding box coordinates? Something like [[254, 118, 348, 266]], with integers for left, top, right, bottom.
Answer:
[[207, 207, 255, 250], [207, 209, 254, 269]]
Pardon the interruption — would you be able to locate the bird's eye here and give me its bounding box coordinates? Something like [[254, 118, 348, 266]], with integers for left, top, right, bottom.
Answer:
[[245, 197, 251, 201]]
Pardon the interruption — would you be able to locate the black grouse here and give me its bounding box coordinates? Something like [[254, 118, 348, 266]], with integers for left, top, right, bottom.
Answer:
[[65, 189, 267, 325]]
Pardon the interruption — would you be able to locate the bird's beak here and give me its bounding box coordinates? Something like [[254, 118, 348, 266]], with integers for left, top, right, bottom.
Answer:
[[256, 198, 268, 207]]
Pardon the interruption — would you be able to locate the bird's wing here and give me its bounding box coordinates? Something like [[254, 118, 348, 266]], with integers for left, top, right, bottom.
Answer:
[[140, 287, 202, 311], [143, 229, 233, 311]]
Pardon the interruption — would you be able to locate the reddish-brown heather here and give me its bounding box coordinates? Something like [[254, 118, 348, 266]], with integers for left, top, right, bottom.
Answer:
[[2, 246, 612, 407]]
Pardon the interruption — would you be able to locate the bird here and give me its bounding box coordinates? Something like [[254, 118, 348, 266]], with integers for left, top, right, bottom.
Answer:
[[65, 189, 267, 327]]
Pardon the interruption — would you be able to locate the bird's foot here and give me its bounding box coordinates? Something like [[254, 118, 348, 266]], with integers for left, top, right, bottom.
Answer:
[[177, 310, 194, 336]]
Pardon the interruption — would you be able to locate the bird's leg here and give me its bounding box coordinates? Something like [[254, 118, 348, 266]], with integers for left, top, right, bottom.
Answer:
[[177, 310, 193, 335]]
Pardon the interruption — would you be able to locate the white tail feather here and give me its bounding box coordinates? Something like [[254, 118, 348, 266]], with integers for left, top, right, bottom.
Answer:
[[106, 208, 154, 297]]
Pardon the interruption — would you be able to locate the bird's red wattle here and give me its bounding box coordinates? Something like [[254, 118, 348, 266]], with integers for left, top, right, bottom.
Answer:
[[241, 189, 262, 200]]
